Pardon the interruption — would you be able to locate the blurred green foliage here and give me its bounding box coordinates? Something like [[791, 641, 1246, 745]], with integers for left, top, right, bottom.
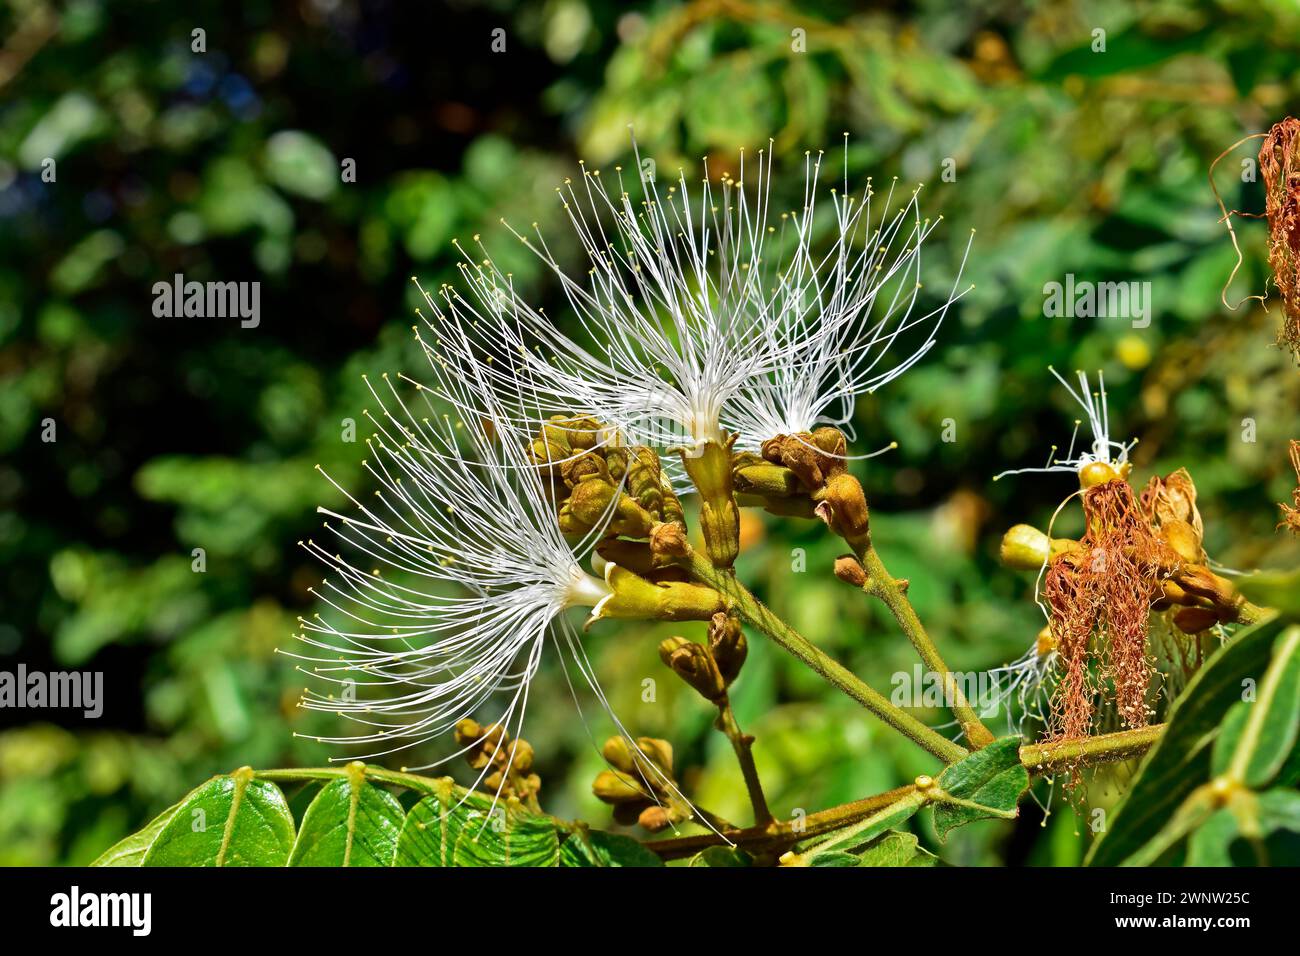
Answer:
[[1, 0, 1298, 866]]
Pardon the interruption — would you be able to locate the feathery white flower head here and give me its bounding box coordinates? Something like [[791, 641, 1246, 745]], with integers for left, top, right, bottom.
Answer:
[[994, 367, 1136, 484], [422, 137, 971, 483], [286, 321, 623, 776], [721, 144, 974, 455]]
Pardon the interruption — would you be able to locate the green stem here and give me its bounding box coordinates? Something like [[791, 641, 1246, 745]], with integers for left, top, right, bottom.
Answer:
[[716, 698, 773, 827], [1019, 723, 1164, 773], [647, 722, 1166, 861], [680, 546, 968, 765], [646, 784, 919, 861], [858, 547, 996, 748]]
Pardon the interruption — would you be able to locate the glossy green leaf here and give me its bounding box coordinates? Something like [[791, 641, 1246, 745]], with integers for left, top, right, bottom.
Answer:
[[393, 785, 492, 867], [1211, 626, 1300, 788], [688, 845, 752, 867], [393, 784, 560, 867], [932, 737, 1027, 841], [559, 829, 664, 867], [453, 811, 560, 867], [141, 769, 295, 866], [90, 800, 183, 866], [856, 830, 937, 867], [1087, 612, 1283, 866], [799, 789, 928, 863], [288, 770, 405, 867]]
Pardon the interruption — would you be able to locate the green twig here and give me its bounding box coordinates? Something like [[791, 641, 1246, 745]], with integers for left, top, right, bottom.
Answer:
[[857, 547, 996, 748], [679, 545, 969, 765]]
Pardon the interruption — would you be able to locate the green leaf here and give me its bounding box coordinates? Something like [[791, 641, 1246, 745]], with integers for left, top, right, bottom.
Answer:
[[932, 737, 1028, 841], [1185, 806, 1240, 867], [90, 800, 183, 866], [394, 784, 560, 867], [453, 811, 560, 867], [393, 785, 492, 867], [559, 829, 664, 867], [1087, 612, 1284, 866], [808, 851, 860, 867], [1236, 569, 1300, 616], [856, 830, 937, 868], [799, 789, 928, 863], [688, 845, 752, 867], [1212, 627, 1300, 788], [1187, 789, 1300, 866], [288, 768, 405, 867], [141, 768, 295, 866]]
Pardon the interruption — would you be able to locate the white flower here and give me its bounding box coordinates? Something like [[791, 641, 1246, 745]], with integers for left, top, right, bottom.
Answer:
[[721, 159, 973, 456], [987, 638, 1059, 736], [285, 323, 628, 778], [421, 138, 971, 483], [994, 368, 1136, 483]]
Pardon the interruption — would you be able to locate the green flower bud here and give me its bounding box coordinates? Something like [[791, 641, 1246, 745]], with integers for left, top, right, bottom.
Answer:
[[593, 564, 725, 623]]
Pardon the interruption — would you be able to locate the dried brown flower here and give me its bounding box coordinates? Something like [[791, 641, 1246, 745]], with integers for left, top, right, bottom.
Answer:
[[1260, 117, 1300, 358]]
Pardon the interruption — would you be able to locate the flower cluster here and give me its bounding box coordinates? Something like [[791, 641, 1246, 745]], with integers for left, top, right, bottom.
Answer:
[[288, 138, 966, 817]]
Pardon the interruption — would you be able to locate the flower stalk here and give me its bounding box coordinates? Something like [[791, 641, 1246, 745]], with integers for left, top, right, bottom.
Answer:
[[856, 546, 996, 748], [676, 542, 968, 765]]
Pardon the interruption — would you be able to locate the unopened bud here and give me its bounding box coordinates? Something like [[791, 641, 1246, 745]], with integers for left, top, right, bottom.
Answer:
[[658, 636, 726, 701], [561, 451, 608, 487], [650, 521, 689, 562], [1000, 524, 1050, 570], [568, 477, 656, 538], [635, 737, 674, 775], [833, 555, 867, 587], [1000, 524, 1080, 571], [637, 805, 674, 832], [815, 472, 870, 549], [592, 769, 648, 804], [1079, 461, 1122, 489], [708, 612, 747, 685], [1175, 565, 1241, 610], [454, 718, 482, 746], [601, 736, 635, 773], [1173, 606, 1220, 634]]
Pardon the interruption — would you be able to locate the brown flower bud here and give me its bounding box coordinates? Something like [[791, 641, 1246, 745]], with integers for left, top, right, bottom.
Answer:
[[658, 636, 726, 702], [649, 521, 689, 562], [637, 806, 673, 833], [635, 737, 674, 776], [601, 736, 635, 773], [708, 612, 747, 685], [1173, 606, 1220, 634], [833, 555, 867, 588], [592, 769, 649, 804], [815, 472, 870, 549]]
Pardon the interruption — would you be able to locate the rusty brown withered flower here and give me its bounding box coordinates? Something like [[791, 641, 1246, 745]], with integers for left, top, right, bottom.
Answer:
[[1260, 117, 1300, 359], [1044, 479, 1169, 740], [1280, 440, 1300, 535]]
